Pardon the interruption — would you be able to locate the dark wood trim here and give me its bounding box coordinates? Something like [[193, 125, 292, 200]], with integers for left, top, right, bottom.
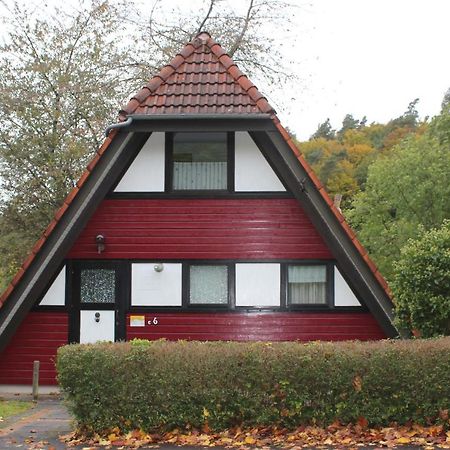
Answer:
[[227, 132, 235, 193], [125, 117, 276, 133], [107, 191, 294, 199]]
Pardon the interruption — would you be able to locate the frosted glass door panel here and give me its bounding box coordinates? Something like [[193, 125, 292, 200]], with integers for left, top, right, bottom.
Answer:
[[80, 269, 115, 303]]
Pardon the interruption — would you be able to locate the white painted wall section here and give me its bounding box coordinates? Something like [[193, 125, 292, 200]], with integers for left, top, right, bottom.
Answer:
[[334, 267, 361, 306], [236, 263, 280, 307], [234, 132, 286, 191], [131, 263, 182, 306], [39, 266, 66, 306], [114, 132, 165, 192], [80, 310, 115, 343]]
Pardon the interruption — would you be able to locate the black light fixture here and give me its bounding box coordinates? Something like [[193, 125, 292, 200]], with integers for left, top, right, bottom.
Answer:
[[95, 234, 105, 254]]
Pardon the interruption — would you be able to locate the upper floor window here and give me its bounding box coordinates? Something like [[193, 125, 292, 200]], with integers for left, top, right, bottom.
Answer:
[[170, 132, 230, 191]]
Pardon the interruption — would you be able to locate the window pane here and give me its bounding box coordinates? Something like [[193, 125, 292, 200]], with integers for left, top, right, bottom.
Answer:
[[80, 269, 115, 303], [190, 265, 228, 304], [173, 132, 227, 190], [288, 265, 327, 305]]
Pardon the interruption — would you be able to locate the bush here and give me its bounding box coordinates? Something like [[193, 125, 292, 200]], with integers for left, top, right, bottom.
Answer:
[[393, 221, 450, 337], [57, 338, 450, 434]]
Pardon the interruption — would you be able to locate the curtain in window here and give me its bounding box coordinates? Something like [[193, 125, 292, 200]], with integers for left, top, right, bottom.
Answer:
[[288, 265, 327, 304], [190, 265, 228, 304], [173, 161, 227, 190]]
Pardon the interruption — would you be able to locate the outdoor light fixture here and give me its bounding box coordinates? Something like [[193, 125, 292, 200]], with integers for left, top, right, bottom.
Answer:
[[95, 234, 105, 254], [154, 263, 164, 272]]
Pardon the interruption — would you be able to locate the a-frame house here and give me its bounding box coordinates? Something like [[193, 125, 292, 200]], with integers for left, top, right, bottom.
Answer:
[[0, 33, 397, 385]]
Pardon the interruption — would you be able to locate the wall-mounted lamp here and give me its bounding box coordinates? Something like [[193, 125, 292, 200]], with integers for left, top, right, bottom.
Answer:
[[154, 263, 164, 273], [95, 234, 106, 254]]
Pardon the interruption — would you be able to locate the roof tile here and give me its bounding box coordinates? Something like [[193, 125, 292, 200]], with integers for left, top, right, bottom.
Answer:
[[120, 32, 275, 117]]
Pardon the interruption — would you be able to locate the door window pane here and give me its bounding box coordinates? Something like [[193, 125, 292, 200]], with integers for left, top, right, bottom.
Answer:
[[173, 132, 227, 190], [288, 265, 327, 305], [80, 269, 115, 303], [190, 265, 228, 304]]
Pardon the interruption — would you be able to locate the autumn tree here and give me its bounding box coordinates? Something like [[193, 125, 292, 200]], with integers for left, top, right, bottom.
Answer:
[[0, 0, 299, 289], [311, 118, 335, 140], [346, 108, 450, 279]]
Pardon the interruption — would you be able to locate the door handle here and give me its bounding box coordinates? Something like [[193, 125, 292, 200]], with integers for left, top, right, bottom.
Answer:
[[95, 312, 100, 323]]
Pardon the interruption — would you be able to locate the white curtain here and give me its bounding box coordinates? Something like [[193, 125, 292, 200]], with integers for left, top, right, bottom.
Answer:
[[288, 265, 327, 304], [174, 161, 227, 190]]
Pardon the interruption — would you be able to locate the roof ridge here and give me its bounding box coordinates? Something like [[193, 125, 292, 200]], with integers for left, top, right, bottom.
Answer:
[[119, 32, 275, 119]]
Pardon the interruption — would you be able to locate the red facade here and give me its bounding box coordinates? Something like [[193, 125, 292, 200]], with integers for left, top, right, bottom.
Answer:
[[127, 312, 385, 342], [0, 312, 68, 385], [0, 198, 388, 385], [68, 198, 333, 260]]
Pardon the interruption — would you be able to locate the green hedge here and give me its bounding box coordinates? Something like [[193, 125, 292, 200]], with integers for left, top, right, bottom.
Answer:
[[56, 338, 450, 433]]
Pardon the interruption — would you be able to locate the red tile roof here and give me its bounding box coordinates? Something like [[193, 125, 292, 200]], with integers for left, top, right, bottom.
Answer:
[[0, 32, 392, 311], [119, 32, 275, 119]]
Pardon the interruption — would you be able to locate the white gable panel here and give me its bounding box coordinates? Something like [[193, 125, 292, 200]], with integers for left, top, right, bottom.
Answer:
[[131, 263, 182, 306], [334, 267, 361, 306], [39, 266, 66, 306], [235, 263, 280, 306], [235, 132, 286, 191], [114, 132, 165, 192]]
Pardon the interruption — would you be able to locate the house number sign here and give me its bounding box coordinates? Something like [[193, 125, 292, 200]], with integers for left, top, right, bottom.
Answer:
[[129, 315, 159, 327]]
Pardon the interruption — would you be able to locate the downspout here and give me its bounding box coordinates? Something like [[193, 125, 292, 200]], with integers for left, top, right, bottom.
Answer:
[[104, 116, 133, 137]]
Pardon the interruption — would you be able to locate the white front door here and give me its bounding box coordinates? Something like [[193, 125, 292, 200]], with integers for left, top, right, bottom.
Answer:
[[79, 310, 115, 343], [72, 262, 121, 344]]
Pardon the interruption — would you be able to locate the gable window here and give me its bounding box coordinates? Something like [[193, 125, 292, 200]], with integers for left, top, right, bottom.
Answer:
[[168, 132, 230, 191], [188, 264, 229, 306], [287, 264, 328, 306]]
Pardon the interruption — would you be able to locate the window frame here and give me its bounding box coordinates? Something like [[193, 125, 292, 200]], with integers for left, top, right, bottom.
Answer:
[[282, 261, 334, 310], [165, 131, 235, 194]]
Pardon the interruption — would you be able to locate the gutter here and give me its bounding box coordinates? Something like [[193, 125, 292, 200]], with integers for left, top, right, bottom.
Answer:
[[105, 116, 133, 137]]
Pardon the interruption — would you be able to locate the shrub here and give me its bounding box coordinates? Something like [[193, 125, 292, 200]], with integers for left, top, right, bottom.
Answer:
[[393, 220, 450, 337], [57, 338, 450, 434]]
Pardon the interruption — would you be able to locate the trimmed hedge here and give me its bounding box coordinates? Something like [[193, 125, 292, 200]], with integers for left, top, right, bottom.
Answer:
[[57, 338, 450, 433]]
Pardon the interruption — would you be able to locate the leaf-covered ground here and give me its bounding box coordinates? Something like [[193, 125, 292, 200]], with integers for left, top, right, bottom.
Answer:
[[62, 419, 450, 449]]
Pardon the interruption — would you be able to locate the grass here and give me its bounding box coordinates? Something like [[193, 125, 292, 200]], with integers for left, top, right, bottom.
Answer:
[[0, 399, 33, 420]]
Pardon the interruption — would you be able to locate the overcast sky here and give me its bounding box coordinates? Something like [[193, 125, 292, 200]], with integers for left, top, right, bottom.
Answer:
[[1, 0, 449, 140], [281, 0, 450, 139]]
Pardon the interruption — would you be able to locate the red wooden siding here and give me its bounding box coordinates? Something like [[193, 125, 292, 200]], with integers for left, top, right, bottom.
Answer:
[[0, 312, 68, 385], [127, 312, 386, 341], [68, 199, 333, 259]]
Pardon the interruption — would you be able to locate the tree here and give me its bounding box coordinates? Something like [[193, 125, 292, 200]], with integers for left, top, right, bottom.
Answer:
[[346, 108, 450, 279], [0, 0, 133, 288], [0, 0, 300, 289], [393, 221, 450, 338], [311, 118, 335, 140], [125, 0, 297, 89], [338, 114, 360, 137]]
